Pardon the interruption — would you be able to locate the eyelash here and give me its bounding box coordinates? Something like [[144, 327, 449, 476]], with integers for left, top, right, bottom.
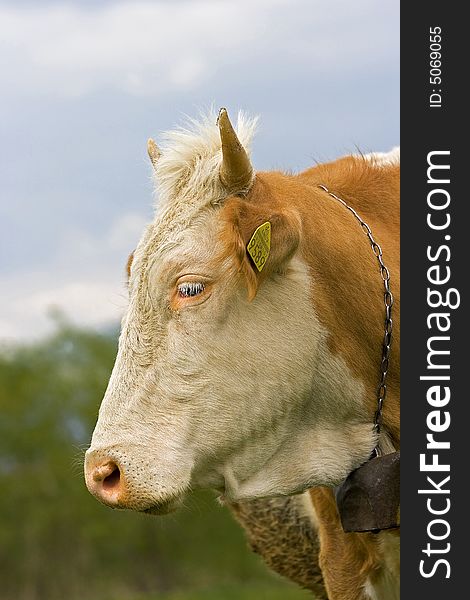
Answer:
[[177, 281, 205, 298]]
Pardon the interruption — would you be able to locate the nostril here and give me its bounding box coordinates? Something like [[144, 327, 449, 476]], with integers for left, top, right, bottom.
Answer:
[[91, 461, 120, 486], [103, 465, 121, 491], [86, 458, 124, 506]]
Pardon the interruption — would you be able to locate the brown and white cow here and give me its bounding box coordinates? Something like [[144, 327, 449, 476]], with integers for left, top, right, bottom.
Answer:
[[85, 109, 400, 600]]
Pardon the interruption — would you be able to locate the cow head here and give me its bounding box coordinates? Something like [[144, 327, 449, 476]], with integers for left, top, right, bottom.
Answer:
[[84, 109, 376, 514]]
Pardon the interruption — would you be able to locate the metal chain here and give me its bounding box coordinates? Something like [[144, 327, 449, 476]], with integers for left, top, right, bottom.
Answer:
[[318, 185, 393, 445]]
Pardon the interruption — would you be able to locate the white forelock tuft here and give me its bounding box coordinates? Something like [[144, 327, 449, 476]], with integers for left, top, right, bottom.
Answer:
[[152, 108, 259, 213]]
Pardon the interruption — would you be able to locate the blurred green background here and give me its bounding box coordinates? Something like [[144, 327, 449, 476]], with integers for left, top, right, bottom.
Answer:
[[0, 321, 311, 600]]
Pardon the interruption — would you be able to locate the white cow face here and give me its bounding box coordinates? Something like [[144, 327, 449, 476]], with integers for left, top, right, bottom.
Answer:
[[84, 111, 375, 515]]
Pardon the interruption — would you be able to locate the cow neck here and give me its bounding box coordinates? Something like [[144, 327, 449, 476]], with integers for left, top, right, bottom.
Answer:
[[317, 184, 394, 455], [317, 184, 400, 534]]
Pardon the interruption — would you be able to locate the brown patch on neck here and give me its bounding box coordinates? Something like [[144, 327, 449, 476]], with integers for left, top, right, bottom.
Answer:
[[245, 159, 400, 444]]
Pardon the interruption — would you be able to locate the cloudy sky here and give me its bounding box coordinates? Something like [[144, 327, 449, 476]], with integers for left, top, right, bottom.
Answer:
[[0, 0, 399, 342]]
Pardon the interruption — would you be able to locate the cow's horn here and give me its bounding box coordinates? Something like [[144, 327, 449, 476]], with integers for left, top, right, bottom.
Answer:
[[218, 108, 253, 193], [147, 138, 161, 169]]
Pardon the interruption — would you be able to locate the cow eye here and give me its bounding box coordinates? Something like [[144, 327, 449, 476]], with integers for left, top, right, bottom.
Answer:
[[177, 281, 205, 298]]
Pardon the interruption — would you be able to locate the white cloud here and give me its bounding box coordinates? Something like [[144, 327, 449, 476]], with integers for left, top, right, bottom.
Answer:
[[0, 281, 125, 339], [0, 212, 147, 341], [0, 0, 398, 98]]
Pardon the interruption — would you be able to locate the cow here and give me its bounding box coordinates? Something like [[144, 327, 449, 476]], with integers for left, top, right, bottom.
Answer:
[[84, 108, 400, 600]]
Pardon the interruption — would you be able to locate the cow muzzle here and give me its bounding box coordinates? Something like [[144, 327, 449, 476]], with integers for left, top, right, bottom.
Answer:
[[84, 448, 184, 514], [85, 456, 123, 508]]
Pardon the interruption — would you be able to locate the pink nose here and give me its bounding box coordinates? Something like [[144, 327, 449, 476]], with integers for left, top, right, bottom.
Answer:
[[85, 459, 123, 507]]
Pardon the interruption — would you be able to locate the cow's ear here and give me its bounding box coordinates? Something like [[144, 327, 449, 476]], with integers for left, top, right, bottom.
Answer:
[[125, 251, 135, 284], [221, 198, 301, 300]]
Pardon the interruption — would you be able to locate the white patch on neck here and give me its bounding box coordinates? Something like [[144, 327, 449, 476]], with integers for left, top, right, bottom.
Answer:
[[362, 147, 400, 166], [297, 491, 320, 531], [204, 256, 377, 500]]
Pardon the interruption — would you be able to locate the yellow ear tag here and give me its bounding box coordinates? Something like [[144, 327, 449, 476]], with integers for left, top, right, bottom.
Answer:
[[247, 221, 271, 272]]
